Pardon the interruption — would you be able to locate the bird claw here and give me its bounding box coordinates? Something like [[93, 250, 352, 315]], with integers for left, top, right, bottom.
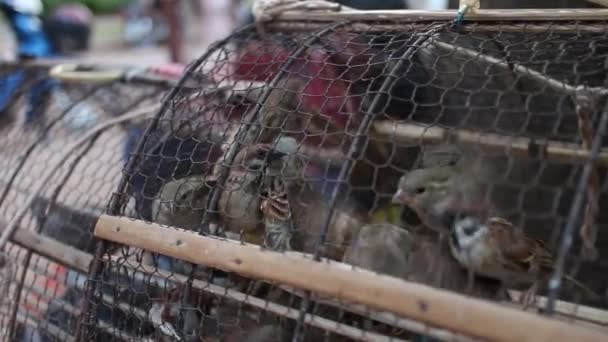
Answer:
[[264, 227, 293, 251], [520, 283, 538, 310]]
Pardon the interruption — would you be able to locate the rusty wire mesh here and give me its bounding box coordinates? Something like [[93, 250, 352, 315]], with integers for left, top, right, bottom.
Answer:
[[73, 19, 608, 341], [0, 62, 172, 341], [1, 17, 608, 342]]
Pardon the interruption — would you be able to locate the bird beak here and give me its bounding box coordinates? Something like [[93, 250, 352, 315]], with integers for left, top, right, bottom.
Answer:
[[267, 150, 287, 162], [392, 189, 410, 204]]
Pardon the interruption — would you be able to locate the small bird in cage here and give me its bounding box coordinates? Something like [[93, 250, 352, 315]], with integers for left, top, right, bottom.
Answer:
[[151, 175, 217, 232], [218, 139, 286, 244], [393, 164, 598, 307], [446, 213, 598, 308], [392, 165, 487, 235], [257, 136, 365, 259]]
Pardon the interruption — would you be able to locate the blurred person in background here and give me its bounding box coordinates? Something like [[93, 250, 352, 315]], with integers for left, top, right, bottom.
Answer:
[[0, 0, 54, 130], [0, 0, 92, 132]]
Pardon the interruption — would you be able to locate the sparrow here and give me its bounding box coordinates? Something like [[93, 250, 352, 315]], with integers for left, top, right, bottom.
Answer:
[[343, 223, 500, 298], [258, 136, 365, 259], [446, 213, 597, 307], [218, 139, 288, 244], [151, 175, 216, 231], [391, 165, 486, 235], [241, 74, 393, 211]]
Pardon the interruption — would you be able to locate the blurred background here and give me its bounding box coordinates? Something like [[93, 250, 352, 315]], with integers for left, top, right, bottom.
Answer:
[[1, 0, 603, 67]]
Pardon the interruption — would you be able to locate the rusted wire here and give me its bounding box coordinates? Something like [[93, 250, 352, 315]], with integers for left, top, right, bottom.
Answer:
[[78, 24, 256, 341], [546, 101, 608, 314], [574, 92, 601, 261], [291, 21, 452, 341]]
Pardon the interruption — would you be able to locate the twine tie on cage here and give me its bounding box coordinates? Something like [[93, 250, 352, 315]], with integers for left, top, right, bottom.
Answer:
[[455, 0, 480, 24], [252, 0, 347, 34]]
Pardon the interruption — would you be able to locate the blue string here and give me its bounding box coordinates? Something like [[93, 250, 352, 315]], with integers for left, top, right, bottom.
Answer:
[[454, 4, 470, 25]]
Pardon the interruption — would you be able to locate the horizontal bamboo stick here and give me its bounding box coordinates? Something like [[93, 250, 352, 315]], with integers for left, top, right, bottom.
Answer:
[[4, 220, 606, 336], [274, 8, 608, 22], [2, 227, 392, 340], [95, 215, 608, 342], [268, 21, 608, 33], [373, 121, 608, 166], [3, 218, 608, 331]]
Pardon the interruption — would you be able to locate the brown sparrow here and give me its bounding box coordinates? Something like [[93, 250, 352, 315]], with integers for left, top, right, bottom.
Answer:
[[218, 139, 288, 244], [392, 165, 485, 235], [151, 176, 216, 231], [259, 136, 365, 259], [447, 213, 597, 307], [344, 223, 500, 298]]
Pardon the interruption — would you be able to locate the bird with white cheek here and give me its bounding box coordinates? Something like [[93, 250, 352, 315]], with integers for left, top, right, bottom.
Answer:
[[393, 166, 597, 308]]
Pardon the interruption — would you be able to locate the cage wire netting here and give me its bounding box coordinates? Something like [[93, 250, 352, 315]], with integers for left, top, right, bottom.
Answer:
[[1, 10, 608, 342], [0, 61, 175, 341], [72, 16, 608, 341]]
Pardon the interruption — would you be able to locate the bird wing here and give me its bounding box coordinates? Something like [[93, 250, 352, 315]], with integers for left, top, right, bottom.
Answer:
[[489, 218, 553, 275]]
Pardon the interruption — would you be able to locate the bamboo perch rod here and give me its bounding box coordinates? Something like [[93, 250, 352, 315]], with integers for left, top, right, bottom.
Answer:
[[373, 121, 608, 166], [2, 221, 607, 330], [278, 285, 476, 342], [268, 21, 608, 33], [0, 223, 398, 341], [94, 215, 608, 342], [272, 8, 608, 22]]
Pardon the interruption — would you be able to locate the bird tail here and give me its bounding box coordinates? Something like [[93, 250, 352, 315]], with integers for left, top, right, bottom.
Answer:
[[564, 275, 600, 300]]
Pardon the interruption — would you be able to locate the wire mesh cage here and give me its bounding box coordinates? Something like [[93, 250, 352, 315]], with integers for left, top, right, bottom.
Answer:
[[3, 2, 608, 342], [0, 61, 176, 341]]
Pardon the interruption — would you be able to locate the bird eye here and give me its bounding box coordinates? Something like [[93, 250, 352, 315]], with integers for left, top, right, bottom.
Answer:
[[462, 225, 478, 236], [248, 163, 263, 171], [415, 187, 426, 194]]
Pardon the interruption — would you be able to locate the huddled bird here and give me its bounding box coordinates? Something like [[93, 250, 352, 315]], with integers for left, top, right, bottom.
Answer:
[[392, 164, 597, 307], [151, 175, 216, 232], [446, 213, 598, 307], [257, 136, 365, 259], [392, 165, 487, 235], [218, 138, 287, 244]]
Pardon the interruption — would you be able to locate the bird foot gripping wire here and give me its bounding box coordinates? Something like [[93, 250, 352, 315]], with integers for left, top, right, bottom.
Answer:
[[454, 0, 480, 24], [252, 0, 347, 34]]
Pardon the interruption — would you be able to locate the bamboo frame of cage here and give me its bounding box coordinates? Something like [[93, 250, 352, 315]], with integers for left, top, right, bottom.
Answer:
[[374, 121, 608, 166], [3, 219, 607, 337], [94, 215, 608, 342], [271, 8, 608, 23], [0, 223, 404, 341], [5, 220, 606, 328], [268, 21, 608, 33]]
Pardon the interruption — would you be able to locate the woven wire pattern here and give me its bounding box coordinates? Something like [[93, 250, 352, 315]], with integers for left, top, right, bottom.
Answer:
[[0, 62, 170, 341], [2, 19, 608, 342]]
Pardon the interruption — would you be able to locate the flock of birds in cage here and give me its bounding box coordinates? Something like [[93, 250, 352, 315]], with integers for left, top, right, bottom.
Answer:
[[67, 24, 604, 341], [5, 19, 608, 342]]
